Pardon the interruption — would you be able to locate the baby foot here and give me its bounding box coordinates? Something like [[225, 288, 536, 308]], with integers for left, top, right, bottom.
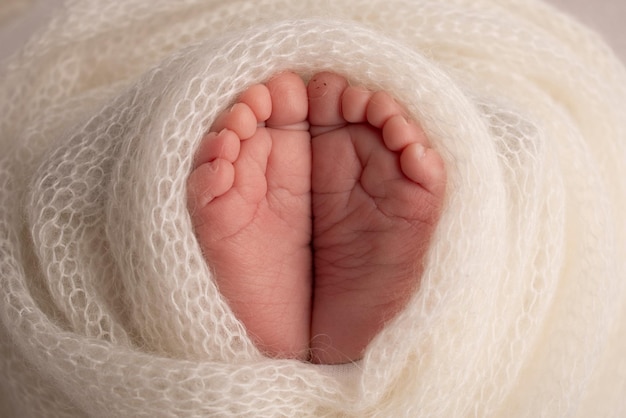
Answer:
[[187, 72, 312, 359], [308, 72, 446, 364]]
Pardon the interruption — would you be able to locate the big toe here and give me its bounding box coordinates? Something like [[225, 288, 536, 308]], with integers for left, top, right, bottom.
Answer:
[[308, 72, 349, 132], [265, 72, 309, 128]]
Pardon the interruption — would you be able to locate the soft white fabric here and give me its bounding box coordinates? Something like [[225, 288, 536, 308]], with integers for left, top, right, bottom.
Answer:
[[1, 0, 625, 416]]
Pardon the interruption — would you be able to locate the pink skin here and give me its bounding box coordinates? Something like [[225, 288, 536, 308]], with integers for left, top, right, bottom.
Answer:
[[187, 71, 446, 364], [308, 72, 445, 364], [187, 73, 312, 359]]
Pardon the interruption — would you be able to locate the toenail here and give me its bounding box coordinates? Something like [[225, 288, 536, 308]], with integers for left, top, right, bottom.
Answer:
[[209, 161, 219, 172], [414, 143, 426, 158]]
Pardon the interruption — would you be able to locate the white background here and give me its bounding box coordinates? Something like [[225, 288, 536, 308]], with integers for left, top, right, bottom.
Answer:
[[1, 0, 625, 63]]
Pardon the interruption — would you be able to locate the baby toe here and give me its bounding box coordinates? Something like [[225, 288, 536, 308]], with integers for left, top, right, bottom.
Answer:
[[341, 86, 371, 123], [193, 129, 241, 169], [366, 91, 404, 128], [381, 115, 428, 152], [238, 84, 272, 122], [187, 159, 235, 212], [211, 102, 258, 140], [400, 144, 446, 198]]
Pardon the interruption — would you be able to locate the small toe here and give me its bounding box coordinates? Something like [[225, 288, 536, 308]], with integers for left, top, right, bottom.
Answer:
[[400, 144, 446, 197], [187, 158, 235, 213], [193, 129, 240, 169], [341, 86, 371, 123], [239, 84, 272, 122], [211, 102, 258, 140], [366, 91, 404, 129], [382, 115, 428, 152]]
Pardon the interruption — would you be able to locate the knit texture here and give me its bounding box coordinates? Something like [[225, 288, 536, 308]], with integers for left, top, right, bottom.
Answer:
[[1, 0, 625, 416]]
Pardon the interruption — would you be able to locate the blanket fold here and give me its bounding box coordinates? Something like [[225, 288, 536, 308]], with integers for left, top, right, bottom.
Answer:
[[1, 0, 625, 416]]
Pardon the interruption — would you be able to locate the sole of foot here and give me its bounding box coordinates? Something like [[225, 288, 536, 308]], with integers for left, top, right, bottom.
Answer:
[[187, 72, 313, 360], [308, 72, 446, 364]]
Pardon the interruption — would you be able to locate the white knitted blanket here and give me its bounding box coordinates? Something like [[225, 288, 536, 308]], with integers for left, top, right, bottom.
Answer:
[[1, 0, 625, 416]]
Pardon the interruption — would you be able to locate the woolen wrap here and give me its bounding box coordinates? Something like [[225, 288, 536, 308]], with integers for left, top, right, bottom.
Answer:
[[1, 0, 625, 416]]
